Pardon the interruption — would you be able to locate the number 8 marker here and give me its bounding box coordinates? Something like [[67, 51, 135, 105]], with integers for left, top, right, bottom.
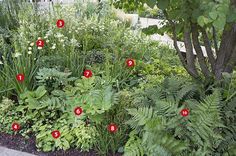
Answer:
[[12, 122, 20, 131]]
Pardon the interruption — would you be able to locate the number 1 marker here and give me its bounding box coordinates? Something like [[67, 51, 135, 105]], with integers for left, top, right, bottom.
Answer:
[[16, 74, 25, 82]]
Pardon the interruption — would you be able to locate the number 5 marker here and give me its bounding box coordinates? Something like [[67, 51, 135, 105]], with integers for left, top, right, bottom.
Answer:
[[51, 130, 60, 139]]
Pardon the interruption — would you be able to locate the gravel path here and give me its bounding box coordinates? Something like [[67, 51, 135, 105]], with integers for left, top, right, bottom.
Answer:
[[0, 146, 36, 156]]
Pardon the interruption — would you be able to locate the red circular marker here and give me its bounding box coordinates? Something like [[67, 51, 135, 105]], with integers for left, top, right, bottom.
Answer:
[[51, 130, 60, 139], [12, 122, 20, 131], [56, 19, 65, 28], [36, 39, 44, 47], [83, 70, 92, 78], [180, 109, 189, 117], [126, 59, 135, 67], [107, 123, 118, 133], [74, 107, 83, 116], [16, 74, 25, 82]]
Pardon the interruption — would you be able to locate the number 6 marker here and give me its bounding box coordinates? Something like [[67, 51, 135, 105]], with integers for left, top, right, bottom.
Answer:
[[74, 107, 83, 116]]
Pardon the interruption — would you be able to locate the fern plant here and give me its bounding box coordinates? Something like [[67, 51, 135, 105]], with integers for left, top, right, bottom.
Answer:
[[124, 77, 234, 156]]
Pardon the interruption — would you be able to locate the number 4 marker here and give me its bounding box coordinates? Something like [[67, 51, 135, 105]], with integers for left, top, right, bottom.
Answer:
[[107, 123, 118, 133]]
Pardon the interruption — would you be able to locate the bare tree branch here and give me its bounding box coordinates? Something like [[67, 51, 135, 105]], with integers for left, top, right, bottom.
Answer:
[[201, 28, 216, 73], [191, 24, 211, 78], [224, 45, 236, 73], [215, 24, 236, 79], [212, 26, 219, 54], [184, 26, 199, 77], [163, 10, 199, 79]]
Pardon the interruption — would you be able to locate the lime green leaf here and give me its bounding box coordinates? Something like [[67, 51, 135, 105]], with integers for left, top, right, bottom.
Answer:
[[209, 11, 218, 20]]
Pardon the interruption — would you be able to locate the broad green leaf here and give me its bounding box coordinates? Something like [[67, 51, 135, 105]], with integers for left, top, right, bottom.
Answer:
[[158, 0, 170, 10], [209, 11, 218, 20], [213, 15, 226, 30], [146, 0, 157, 8]]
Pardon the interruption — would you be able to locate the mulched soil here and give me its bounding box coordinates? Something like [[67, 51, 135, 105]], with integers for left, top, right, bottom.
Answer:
[[0, 133, 121, 156]]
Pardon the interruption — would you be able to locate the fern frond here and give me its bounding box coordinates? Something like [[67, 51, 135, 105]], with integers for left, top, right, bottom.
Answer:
[[126, 107, 155, 129], [124, 131, 144, 156]]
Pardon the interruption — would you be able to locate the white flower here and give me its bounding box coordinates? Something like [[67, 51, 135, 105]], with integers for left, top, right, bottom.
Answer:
[[46, 40, 50, 43], [55, 33, 64, 38], [53, 43, 56, 46], [69, 31, 72, 33], [28, 51, 32, 54], [38, 37, 42, 40], [60, 39, 64, 42], [38, 47, 42, 50], [51, 46, 56, 49], [70, 38, 77, 45], [44, 35, 48, 39], [30, 42, 34, 46], [28, 47, 32, 50], [0, 60, 3, 65], [14, 52, 22, 58]]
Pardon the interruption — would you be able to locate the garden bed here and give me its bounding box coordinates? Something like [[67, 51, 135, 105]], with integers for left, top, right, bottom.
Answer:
[[0, 132, 121, 156]]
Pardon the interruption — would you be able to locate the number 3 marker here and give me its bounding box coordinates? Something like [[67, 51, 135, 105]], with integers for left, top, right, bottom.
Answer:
[[56, 19, 65, 28]]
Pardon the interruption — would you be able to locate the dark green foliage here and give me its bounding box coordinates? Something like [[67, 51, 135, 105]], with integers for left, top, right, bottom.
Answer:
[[85, 50, 106, 65], [124, 75, 236, 155]]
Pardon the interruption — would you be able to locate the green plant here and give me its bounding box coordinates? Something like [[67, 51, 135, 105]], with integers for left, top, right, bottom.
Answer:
[[124, 76, 236, 155], [35, 68, 76, 92], [112, 0, 236, 81]]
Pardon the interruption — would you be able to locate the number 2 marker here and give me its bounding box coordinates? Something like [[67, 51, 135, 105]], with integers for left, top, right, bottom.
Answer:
[[36, 39, 44, 47]]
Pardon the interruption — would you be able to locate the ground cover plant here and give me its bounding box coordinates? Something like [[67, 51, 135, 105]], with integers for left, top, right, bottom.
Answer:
[[0, 0, 236, 156]]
